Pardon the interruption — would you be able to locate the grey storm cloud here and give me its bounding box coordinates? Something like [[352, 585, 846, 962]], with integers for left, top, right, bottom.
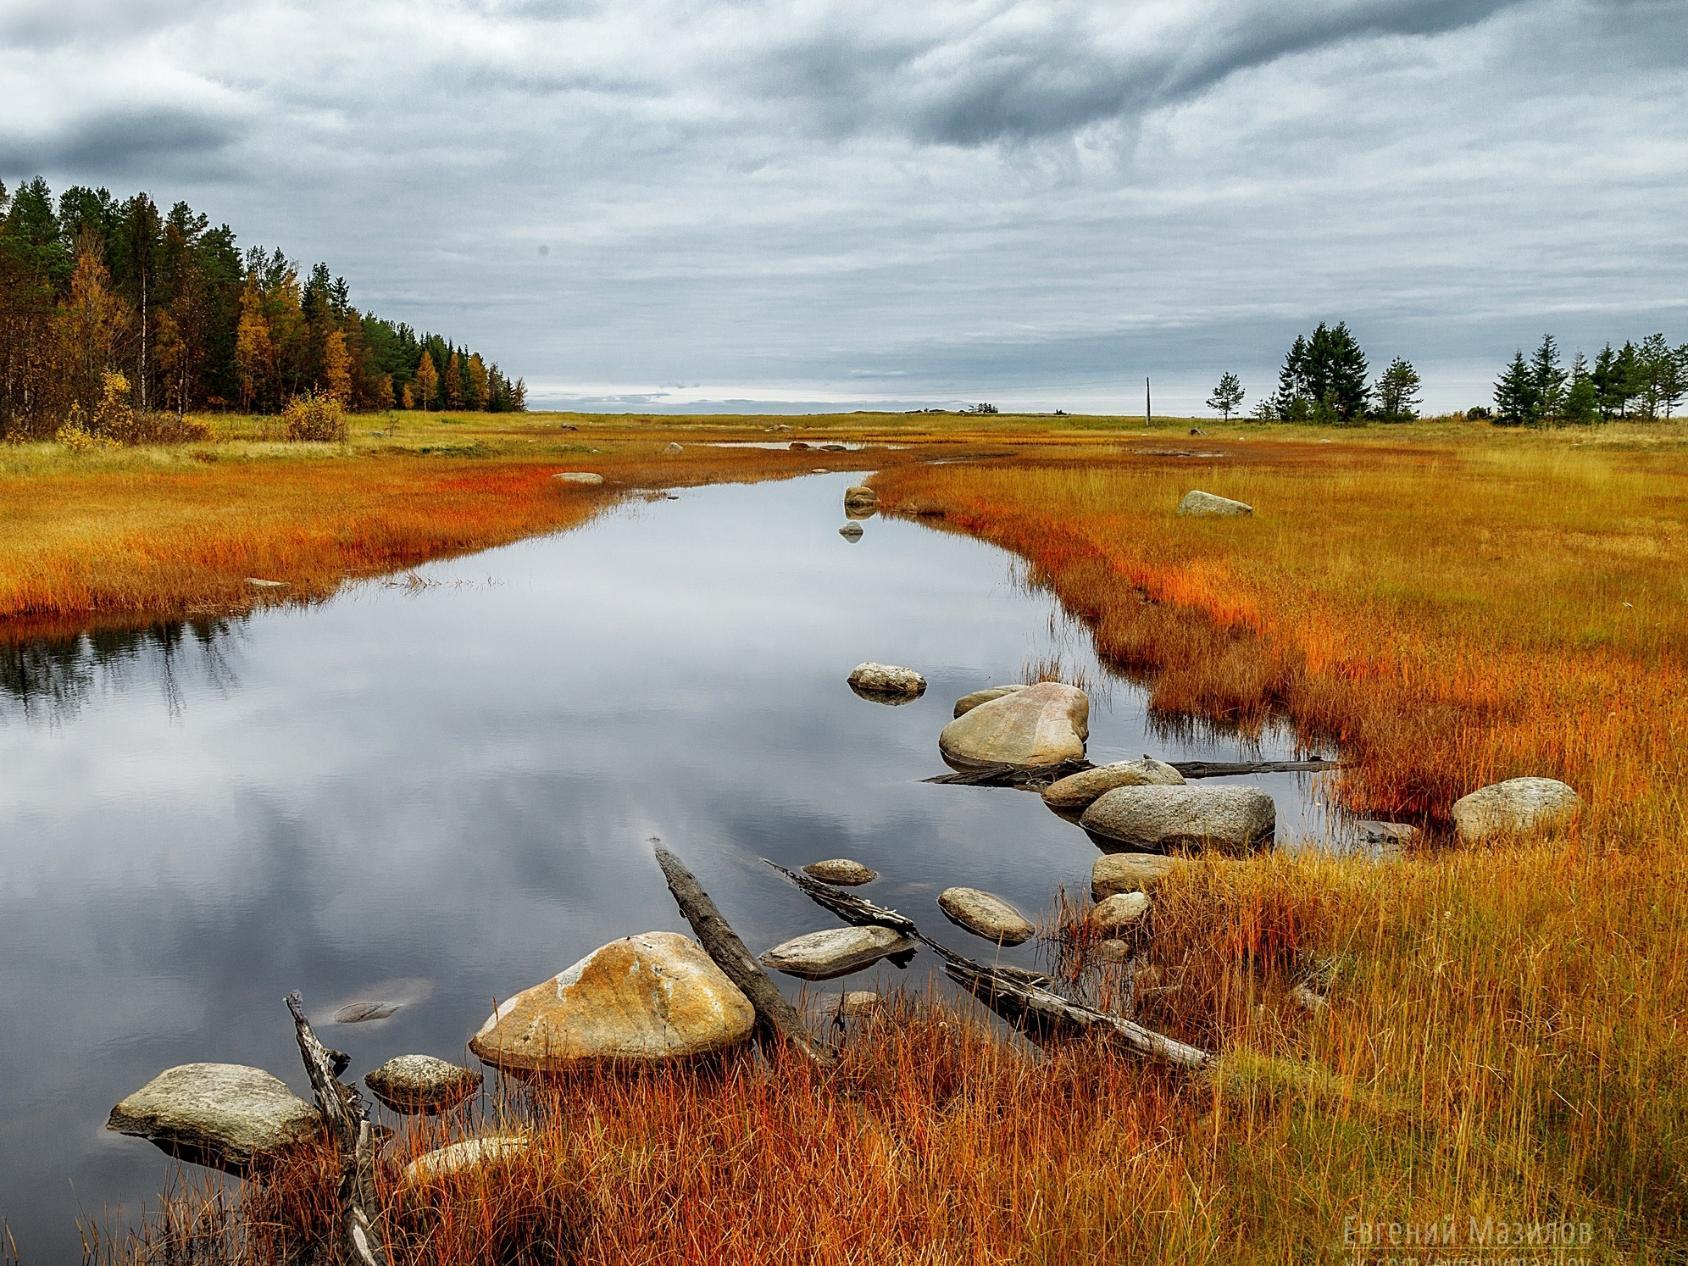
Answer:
[[2, 0, 1685, 413]]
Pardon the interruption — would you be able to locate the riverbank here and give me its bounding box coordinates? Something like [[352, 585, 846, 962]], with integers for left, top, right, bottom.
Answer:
[[11, 414, 1688, 1264]]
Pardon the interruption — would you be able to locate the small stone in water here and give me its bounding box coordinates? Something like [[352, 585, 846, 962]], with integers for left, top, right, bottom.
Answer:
[[333, 1000, 400, 1024]]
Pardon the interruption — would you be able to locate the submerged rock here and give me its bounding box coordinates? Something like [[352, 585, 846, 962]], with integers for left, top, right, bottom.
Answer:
[[107, 1064, 319, 1173], [838, 522, 864, 540], [401, 1134, 532, 1189], [848, 662, 926, 700], [365, 1055, 481, 1115], [802, 858, 878, 885], [1176, 489, 1253, 517], [1087, 891, 1151, 935], [1091, 852, 1182, 900], [938, 887, 1034, 945], [553, 471, 604, 485], [760, 926, 915, 980], [938, 681, 1089, 769], [837, 990, 880, 1018], [1043, 757, 1185, 811], [469, 932, 755, 1073], [332, 1000, 400, 1024], [1081, 785, 1275, 852], [1451, 777, 1581, 842], [951, 684, 1027, 718]]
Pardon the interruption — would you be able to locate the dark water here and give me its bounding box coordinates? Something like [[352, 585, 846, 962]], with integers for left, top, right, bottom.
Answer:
[[0, 474, 1337, 1258]]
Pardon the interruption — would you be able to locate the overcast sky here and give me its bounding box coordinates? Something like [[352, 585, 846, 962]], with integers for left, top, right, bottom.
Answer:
[[3, 0, 1684, 414]]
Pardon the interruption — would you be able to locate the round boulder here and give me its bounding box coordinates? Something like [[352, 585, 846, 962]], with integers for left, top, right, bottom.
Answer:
[[401, 1134, 532, 1190], [802, 858, 878, 885], [1176, 490, 1253, 517], [760, 926, 915, 980], [938, 681, 1089, 769], [663, 441, 684, 455], [1087, 891, 1151, 935], [937, 887, 1034, 946], [839, 522, 864, 540], [848, 662, 926, 700], [951, 684, 1027, 718], [1091, 852, 1181, 900], [106, 1063, 320, 1173], [843, 485, 878, 511], [1080, 785, 1275, 852], [469, 932, 755, 1073], [553, 471, 604, 485], [1043, 757, 1185, 811], [1451, 777, 1580, 843], [365, 1055, 481, 1115]]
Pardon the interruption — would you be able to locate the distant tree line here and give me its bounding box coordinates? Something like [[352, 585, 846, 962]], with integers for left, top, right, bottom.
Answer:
[[1207, 322, 1422, 425], [0, 176, 525, 439], [1491, 333, 1685, 426]]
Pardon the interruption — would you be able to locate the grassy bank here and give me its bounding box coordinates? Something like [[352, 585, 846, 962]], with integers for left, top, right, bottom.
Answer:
[[12, 415, 1687, 1264]]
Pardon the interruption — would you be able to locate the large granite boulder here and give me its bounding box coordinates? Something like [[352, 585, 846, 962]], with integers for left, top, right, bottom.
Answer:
[[469, 932, 755, 1073], [107, 1063, 320, 1173], [1091, 852, 1182, 900], [937, 887, 1034, 946], [1043, 757, 1184, 811], [1451, 777, 1581, 843], [365, 1056, 481, 1115], [938, 681, 1089, 769], [760, 926, 915, 980], [848, 662, 926, 700], [952, 684, 1027, 718], [1176, 490, 1253, 517], [1081, 785, 1275, 852]]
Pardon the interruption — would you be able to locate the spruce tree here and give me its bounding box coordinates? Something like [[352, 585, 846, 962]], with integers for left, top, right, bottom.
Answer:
[[1206, 372, 1244, 421], [1373, 357, 1422, 422], [1529, 334, 1566, 422], [1564, 353, 1597, 425], [1493, 351, 1536, 426]]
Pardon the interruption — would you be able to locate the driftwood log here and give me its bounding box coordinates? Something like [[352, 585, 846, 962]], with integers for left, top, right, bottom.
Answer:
[[654, 845, 838, 1068], [284, 992, 388, 1266], [760, 861, 1213, 1072], [924, 756, 1339, 789]]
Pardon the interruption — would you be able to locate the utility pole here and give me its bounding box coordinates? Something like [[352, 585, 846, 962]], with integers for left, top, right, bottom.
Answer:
[[1145, 376, 1152, 426]]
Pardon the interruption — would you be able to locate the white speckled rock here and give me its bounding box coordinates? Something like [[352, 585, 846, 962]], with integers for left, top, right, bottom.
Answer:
[[107, 1064, 319, 1173], [1176, 489, 1253, 517], [802, 858, 878, 885], [469, 932, 755, 1073], [401, 1134, 532, 1188], [1081, 785, 1275, 852], [937, 887, 1035, 945], [938, 681, 1089, 768], [1091, 852, 1182, 900], [1087, 891, 1151, 935], [365, 1056, 481, 1115], [760, 926, 915, 980], [1043, 758, 1185, 811], [1451, 777, 1581, 843], [848, 663, 926, 699]]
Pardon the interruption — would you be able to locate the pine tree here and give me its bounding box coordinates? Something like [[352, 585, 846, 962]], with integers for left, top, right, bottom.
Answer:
[[1274, 335, 1308, 419], [1591, 344, 1622, 420], [1206, 372, 1244, 421], [1563, 353, 1597, 425], [1493, 351, 1536, 426], [1529, 334, 1566, 422], [1373, 357, 1422, 422]]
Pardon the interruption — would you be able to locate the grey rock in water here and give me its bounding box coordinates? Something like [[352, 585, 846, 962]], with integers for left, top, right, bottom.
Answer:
[[802, 858, 878, 885], [1091, 852, 1182, 900], [332, 1000, 400, 1024], [1081, 784, 1275, 852], [837, 990, 880, 1018], [553, 471, 604, 485], [951, 684, 1027, 718], [761, 926, 915, 980], [1176, 489, 1253, 517], [1451, 777, 1580, 843], [470, 932, 755, 1073], [1087, 891, 1151, 935], [365, 1055, 481, 1115], [938, 681, 1089, 769], [839, 522, 864, 540], [1043, 757, 1185, 811], [107, 1064, 319, 1173], [1356, 819, 1422, 849], [844, 484, 878, 509], [848, 662, 926, 699], [938, 887, 1035, 945]]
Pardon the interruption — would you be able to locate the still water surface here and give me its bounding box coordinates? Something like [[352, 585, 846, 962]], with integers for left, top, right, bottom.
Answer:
[[0, 473, 1334, 1257]]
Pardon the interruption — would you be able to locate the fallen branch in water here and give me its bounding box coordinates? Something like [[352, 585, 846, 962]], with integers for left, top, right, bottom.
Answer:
[[284, 992, 388, 1266], [654, 845, 838, 1068], [760, 861, 1213, 1072], [923, 757, 1340, 789]]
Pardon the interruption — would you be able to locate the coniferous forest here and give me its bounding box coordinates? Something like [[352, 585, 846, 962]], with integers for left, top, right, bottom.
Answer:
[[0, 176, 525, 439]]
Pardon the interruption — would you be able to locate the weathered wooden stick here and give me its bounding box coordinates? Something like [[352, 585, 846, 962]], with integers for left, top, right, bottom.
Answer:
[[653, 846, 838, 1068], [924, 757, 1340, 789], [761, 860, 1214, 1072], [285, 992, 388, 1266], [1168, 758, 1339, 779]]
